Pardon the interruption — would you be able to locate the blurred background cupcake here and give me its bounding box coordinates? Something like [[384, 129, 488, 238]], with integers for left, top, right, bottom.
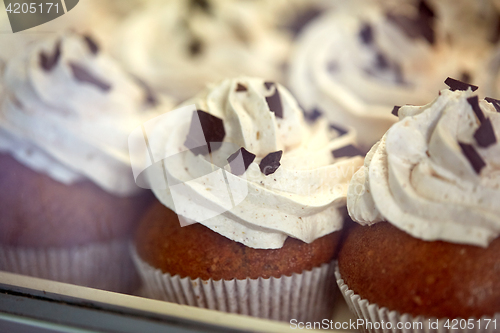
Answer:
[[288, 0, 496, 150], [130, 77, 364, 320], [0, 31, 173, 293], [339, 81, 500, 329], [112, 0, 292, 102]]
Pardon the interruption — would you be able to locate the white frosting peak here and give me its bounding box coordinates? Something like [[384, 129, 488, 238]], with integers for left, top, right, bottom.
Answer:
[[146, 77, 364, 249], [0, 33, 173, 196], [348, 88, 500, 247]]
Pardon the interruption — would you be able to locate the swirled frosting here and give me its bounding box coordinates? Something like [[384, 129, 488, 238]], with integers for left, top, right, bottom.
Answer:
[[348, 88, 500, 247], [0, 32, 173, 196], [289, 0, 489, 149], [113, 0, 291, 101], [146, 77, 364, 249]]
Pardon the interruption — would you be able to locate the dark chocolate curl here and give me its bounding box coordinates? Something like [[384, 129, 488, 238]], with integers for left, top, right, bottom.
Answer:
[[40, 41, 61, 71], [459, 142, 486, 174], [266, 88, 283, 118], [259, 151, 283, 175], [83, 35, 99, 55], [69, 63, 111, 91], [227, 148, 256, 176], [485, 97, 500, 112], [474, 118, 497, 148], [184, 110, 225, 155], [236, 83, 247, 92], [332, 145, 363, 158], [467, 96, 485, 123], [445, 77, 478, 92], [392, 106, 401, 117]]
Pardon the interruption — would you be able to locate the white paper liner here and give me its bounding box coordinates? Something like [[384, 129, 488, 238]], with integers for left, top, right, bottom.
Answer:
[[131, 244, 336, 322], [335, 264, 500, 333], [0, 239, 138, 293]]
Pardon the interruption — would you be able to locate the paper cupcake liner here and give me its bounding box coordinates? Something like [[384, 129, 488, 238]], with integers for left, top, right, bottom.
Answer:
[[335, 264, 500, 333], [131, 244, 336, 322], [0, 239, 139, 293]]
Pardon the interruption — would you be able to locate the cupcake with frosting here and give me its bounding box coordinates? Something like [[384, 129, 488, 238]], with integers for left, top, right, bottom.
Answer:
[[0, 32, 173, 293], [131, 77, 364, 321], [338, 78, 500, 330], [113, 0, 291, 102], [289, 0, 491, 149]]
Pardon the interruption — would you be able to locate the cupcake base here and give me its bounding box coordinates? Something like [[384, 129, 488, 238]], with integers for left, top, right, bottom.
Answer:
[[0, 239, 139, 294], [335, 264, 500, 333], [131, 244, 336, 322]]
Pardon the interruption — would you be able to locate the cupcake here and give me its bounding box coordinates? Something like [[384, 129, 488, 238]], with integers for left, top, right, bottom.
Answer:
[[288, 0, 492, 149], [338, 79, 500, 331], [130, 77, 364, 321], [0, 32, 173, 293], [113, 0, 291, 102]]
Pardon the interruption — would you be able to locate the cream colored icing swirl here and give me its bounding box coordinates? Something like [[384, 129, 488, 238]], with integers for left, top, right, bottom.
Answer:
[[289, 0, 488, 149], [147, 77, 364, 249], [114, 0, 291, 101], [0, 32, 172, 196], [348, 88, 500, 247]]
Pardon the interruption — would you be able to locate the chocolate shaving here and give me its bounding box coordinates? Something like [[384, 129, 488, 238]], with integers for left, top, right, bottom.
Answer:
[[188, 38, 203, 57], [444, 77, 478, 92], [332, 145, 363, 158], [467, 96, 485, 123], [236, 83, 247, 92], [485, 97, 500, 112], [39, 41, 61, 71], [329, 123, 348, 136], [305, 108, 322, 122], [266, 88, 283, 118], [392, 105, 401, 117], [83, 35, 99, 55], [184, 110, 225, 155], [69, 63, 111, 91], [359, 23, 373, 44], [227, 147, 256, 176], [259, 150, 283, 175], [474, 118, 497, 148], [386, 0, 435, 44], [190, 0, 211, 13], [135, 77, 158, 107], [459, 142, 486, 174], [264, 81, 275, 90]]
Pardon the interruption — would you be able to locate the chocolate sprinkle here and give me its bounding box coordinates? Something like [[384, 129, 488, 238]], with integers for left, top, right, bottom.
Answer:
[[359, 23, 373, 44], [236, 83, 247, 92], [259, 150, 283, 175], [83, 35, 99, 55], [474, 118, 497, 148], [485, 97, 500, 112], [459, 142, 486, 174], [444, 77, 478, 92], [39, 41, 61, 71], [332, 145, 363, 158], [386, 0, 435, 44], [184, 110, 225, 155], [135, 77, 158, 107], [265, 88, 283, 118], [227, 147, 256, 176], [329, 123, 348, 136], [69, 63, 111, 91], [391, 105, 401, 117], [305, 108, 322, 122], [264, 81, 275, 90], [375, 52, 389, 70], [467, 96, 485, 123]]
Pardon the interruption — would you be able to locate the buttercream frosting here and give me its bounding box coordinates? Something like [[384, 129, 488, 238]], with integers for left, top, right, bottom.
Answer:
[[348, 88, 500, 247], [144, 77, 364, 249]]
